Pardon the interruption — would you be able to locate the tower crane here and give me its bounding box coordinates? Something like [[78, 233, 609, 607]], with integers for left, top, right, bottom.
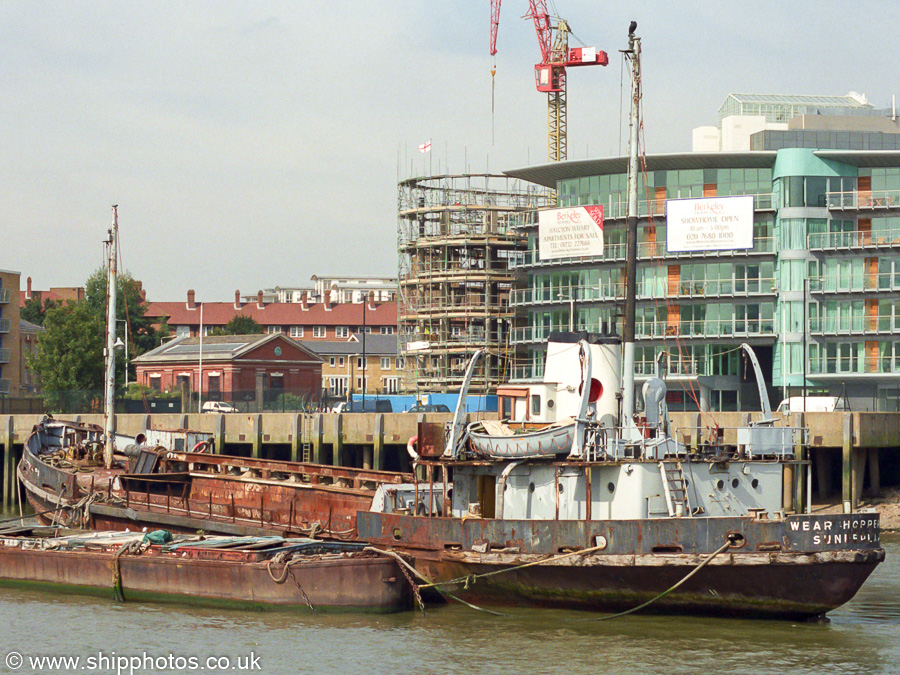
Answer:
[[490, 0, 608, 162]]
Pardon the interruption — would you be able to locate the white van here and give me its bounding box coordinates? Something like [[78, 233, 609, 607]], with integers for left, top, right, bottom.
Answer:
[[776, 396, 844, 413], [201, 401, 238, 414]]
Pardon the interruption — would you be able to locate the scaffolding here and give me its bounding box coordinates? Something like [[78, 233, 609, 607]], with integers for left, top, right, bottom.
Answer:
[[397, 173, 550, 395]]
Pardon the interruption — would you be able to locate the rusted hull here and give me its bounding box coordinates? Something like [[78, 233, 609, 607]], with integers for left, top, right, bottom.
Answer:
[[20, 422, 412, 540], [0, 542, 410, 613], [358, 511, 885, 619]]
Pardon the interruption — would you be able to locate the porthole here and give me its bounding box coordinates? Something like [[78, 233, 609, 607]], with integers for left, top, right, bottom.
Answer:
[[558, 483, 564, 494], [684, 478, 690, 488], [751, 478, 760, 489], [392, 527, 402, 541], [607, 482, 615, 494], [716, 479, 725, 491], [547, 399, 555, 409], [731, 478, 739, 489], [529, 482, 535, 493]]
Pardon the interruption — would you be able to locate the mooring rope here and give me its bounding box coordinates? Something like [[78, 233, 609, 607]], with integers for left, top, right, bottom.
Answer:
[[369, 537, 735, 620]]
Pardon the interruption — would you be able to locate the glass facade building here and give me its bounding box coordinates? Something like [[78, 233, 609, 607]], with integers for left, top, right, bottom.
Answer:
[[506, 149, 900, 412]]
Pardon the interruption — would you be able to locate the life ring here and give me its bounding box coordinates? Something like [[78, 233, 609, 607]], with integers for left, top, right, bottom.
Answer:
[[192, 440, 211, 454], [406, 435, 419, 461]]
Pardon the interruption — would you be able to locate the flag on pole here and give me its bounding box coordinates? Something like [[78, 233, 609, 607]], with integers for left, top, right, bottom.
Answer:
[[418, 140, 432, 153]]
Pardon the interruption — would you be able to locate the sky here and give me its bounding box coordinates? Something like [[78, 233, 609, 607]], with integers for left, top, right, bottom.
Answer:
[[3, 1, 899, 302]]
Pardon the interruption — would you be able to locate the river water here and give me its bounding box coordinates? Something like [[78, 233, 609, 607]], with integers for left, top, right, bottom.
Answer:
[[0, 507, 896, 675]]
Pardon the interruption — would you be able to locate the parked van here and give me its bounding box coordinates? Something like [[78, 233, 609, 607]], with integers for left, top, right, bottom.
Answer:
[[776, 396, 845, 413], [332, 400, 393, 413], [201, 401, 239, 414]]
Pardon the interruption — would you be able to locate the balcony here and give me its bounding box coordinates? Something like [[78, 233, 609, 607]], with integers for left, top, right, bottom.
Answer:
[[574, 193, 776, 221], [808, 319, 898, 337], [808, 229, 900, 251], [0, 289, 10, 304], [826, 190, 900, 211], [0, 348, 9, 364], [511, 318, 775, 345], [509, 237, 776, 270], [809, 272, 900, 294]]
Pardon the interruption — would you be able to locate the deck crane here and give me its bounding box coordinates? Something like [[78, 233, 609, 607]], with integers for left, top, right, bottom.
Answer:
[[490, 0, 608, 162]]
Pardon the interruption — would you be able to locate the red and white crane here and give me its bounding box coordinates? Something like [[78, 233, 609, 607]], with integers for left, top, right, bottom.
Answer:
[[490, 0, 608, 162]]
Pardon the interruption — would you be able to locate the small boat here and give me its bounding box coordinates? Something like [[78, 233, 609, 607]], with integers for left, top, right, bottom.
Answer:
[[0, 526, 412, 613], [467, 419, 576, 459]]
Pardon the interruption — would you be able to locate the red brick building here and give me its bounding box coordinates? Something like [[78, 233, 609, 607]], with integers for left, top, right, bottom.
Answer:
[[145, 290, 397, 342], [132, 333, 322, 405]]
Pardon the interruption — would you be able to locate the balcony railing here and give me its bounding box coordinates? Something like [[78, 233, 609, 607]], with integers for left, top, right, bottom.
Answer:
[[809, 272, 900, 294], [564, 193, 776, 220], [808, 318, 899, 336], [0, 289, 10, 304], [808, 229, 900, 250], [826, 190, 900, 211], [509, 237, 776, 269], [512, 318, 775, 343], [510, 277, 775, 307]]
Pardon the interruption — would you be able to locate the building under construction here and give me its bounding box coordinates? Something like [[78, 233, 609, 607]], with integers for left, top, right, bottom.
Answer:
[[397, 173, 549, 395]]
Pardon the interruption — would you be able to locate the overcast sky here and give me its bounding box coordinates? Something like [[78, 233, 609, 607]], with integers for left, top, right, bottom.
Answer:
[[3, 1, 898, 302]]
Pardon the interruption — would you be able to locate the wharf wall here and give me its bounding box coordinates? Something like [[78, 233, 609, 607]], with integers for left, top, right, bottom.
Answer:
[[2, 411, 898, 511]]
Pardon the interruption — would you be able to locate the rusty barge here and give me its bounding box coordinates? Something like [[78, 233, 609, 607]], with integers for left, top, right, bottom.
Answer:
[[19, 418, 414, 539], [0, 527, 411, 612]]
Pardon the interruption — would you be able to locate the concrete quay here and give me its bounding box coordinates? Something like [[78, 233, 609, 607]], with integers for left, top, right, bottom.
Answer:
[[2, 411, 898, 512]]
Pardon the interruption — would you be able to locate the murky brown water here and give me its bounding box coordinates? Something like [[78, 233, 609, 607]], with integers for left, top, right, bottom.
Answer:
[[0, 507, 896, 675]]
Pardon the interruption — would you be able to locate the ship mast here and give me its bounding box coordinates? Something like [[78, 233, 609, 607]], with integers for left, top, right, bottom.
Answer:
[[621, 24, 641, 428], [103, 205, 119, 469]]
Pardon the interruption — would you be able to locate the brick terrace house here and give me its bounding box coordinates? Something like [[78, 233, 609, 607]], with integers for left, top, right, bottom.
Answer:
[[132, 333, 322, 407], [302, 334, 402, 398], [145, 290, 397, 342]]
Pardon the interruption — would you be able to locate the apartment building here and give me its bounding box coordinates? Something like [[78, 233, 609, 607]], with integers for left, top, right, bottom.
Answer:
[[506, 137, 900, 411], [0, 270, 21, 397]]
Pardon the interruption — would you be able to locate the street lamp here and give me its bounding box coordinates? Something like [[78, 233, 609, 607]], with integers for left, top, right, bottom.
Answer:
[[116, 319, 129, 387]]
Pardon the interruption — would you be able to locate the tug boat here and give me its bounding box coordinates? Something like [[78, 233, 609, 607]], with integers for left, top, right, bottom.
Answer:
[[358, 27, 883, 620]]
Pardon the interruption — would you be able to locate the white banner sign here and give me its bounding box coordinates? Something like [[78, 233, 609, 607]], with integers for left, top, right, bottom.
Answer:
[[538, 205, 604, 260], [666, 196, 754, 252]]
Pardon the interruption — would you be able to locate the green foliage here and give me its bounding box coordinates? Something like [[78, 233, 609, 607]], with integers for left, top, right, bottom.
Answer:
[[20, 295, 60, 326], [122, 383, 179, 400], [211, 315, 265, 336], [27, 301, 104, 411], [85, 267, 162, 378]]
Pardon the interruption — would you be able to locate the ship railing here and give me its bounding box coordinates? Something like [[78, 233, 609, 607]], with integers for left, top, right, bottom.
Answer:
[[581, 423, 805, 461]]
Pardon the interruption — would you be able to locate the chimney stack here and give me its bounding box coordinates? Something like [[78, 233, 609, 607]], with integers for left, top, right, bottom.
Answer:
[[301, 290, 308, 311], [324, 289, 332, 310], [187, 289, 196, 309], [234, 290, 241, 310], [367, 290, 376, 311], [26, 276, 32, 300], [257, 290, 264, 309]]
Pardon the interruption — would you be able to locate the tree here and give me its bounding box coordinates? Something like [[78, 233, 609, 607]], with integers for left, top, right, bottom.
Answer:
[[211, 315, 265, 336], [20, 295, 60, 326], [85, 268, 162, 379], [27, 301, 104, 411]]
